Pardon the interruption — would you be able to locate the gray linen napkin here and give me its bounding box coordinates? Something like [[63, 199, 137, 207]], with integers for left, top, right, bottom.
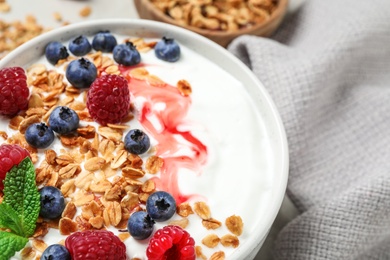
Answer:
[[228, 0, 390, 259]]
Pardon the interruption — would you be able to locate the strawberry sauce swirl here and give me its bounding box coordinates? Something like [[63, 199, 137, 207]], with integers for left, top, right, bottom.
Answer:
[[121, 65, 208, 204]]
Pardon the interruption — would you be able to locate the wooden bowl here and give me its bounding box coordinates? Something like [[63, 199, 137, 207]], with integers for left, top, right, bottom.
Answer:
[[134, 0, 288, 47]]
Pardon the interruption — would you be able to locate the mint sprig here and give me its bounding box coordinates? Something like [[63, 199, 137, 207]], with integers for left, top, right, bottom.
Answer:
[[0, 157, 40, 258], [3, 157, 40, 237], [0, 203, 24, 236], [0, 231, 29, 260]]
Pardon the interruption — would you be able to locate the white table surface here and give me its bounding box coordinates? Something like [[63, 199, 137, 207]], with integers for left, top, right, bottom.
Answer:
[[1, 0, 303, 259]]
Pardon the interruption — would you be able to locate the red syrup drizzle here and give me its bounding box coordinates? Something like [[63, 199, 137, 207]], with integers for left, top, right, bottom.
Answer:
[[120, 65, 208, 204]]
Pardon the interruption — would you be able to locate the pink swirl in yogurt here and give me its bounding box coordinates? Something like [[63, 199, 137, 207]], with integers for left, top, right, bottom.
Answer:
[[121, 65, 208, 204]]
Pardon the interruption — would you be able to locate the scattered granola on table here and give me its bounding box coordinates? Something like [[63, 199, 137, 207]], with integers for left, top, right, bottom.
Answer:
[[0, 15, 49, 60], [79, 6, 92, 17], [0, 0, 11, 12]]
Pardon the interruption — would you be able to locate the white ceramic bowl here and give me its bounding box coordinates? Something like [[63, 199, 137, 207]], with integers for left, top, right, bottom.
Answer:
[[0, 19, 288, 259]]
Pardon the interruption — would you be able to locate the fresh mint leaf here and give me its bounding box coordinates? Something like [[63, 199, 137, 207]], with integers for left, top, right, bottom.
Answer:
[[0, 203, 24, 236], [3, 157, 40, 238], [0, 231, 28, 260]]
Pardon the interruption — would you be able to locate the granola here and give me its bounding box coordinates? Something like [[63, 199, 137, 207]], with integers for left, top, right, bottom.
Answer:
[[149, 0, 278, 32], [0, 15, 49, 59]]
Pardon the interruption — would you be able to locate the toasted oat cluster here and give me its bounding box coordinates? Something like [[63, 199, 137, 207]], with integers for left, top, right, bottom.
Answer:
[[0, 1, 10, 13], [149, 0, 278, 32]]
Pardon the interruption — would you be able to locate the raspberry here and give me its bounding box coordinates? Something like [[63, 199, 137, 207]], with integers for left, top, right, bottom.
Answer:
[[0, 144, 31, 190], [86, 74, 130, 126], [146, 225, 196, 260], [0, 67, 29, 117], [65, 230, 126, 260]]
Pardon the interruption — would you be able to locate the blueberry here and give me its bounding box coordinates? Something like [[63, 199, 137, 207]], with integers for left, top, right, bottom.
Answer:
[[127, 211, 155, 240], [113, 42, 141, 66], [45, 41, 69, 65], [92, 31, 117, 52], [25, 122, 55, 149], [154, 37, 181, 62], [49, 106, 79, 135], [41, 244, 71, 260], [124, 129, 150, 154], [68, 35, 92, 56], [66, 58, 97, 89], [146, 191, 176, 222], [39, 186, 65, 219]]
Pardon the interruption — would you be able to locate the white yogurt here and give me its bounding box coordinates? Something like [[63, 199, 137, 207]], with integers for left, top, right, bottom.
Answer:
[[4, 32, 277, 260]]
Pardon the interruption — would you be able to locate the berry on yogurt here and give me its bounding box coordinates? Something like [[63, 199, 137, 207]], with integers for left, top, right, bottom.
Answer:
[[92, 31, 117, 52], [65, 58, 97, 89], [0, 144, 30, 190], [113, 42, 141, 66], [45, 41, 69, 65], [68, 35, 92, 56], [49, 106, 79, 135], [146, 191, 176, 222], [41, 244, 71, 260], [124, 129, 151, 155], [0, 66, 29, 117], [154, 37, 181, 62], [146, 225, 195, 260], [127, 211, 155, 240], [86, 74, 130, 125], [25, 122, 55, 149], [65, 230, 127, 260], [39, 186, 66, 219]]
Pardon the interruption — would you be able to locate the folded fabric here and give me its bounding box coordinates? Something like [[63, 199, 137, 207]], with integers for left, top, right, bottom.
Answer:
[[228, 0, 390, 259]]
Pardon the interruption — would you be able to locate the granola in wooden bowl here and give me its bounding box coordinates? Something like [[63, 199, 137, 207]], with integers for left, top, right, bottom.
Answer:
[[135, 0, 288, 47]]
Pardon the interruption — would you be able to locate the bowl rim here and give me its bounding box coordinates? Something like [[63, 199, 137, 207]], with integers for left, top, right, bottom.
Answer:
[[135, 0, 289, 37], [0, 18, 289, 259]]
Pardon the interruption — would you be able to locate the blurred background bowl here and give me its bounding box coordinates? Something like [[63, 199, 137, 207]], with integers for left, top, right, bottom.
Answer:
[[134, 0, 288, 47]]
